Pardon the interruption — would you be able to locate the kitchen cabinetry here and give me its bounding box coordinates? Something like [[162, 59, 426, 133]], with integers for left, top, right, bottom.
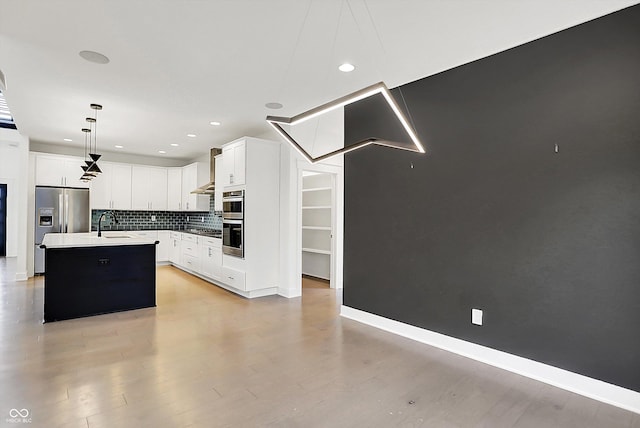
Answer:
[[181, 162, 209, 211], [301, 173, 332, 280], [169, 232, 182, 265], [222, 141, 246, 187], [90, 162, 132, 210], [214, 155, 223, 212], [157, 231, 170, 262], [200, 237, 222, 280], [167, 168, 183, 211], [221, 266, 245, 291], [131, 166, 168, 211], [180, 233, 201, 272], [219, 137, 280, 297], [35, 153, 91, 188]]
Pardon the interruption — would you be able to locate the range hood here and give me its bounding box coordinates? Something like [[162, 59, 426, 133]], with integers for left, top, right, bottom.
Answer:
[[191, 148, 222, 194]]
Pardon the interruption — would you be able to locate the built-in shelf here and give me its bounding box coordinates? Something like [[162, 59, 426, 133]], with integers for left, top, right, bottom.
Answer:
[[302, 186, 331, 193], [302, 173, 333, 281], [302, 248, 331, 255]]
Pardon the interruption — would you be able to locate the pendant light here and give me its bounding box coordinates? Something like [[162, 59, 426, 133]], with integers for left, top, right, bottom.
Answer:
[[85, 103, 102, 174], [264, 1, 425, 163], [80, 127, 95, 181], [267, 82, 425, 163]]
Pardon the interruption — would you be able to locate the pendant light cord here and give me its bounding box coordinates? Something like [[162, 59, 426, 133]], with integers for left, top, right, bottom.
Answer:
[[93, 108, 98, 153], [275, 0, 314, 102]]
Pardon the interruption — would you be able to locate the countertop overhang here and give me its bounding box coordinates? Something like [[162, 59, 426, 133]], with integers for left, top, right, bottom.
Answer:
[[41, 232, 158, 249]]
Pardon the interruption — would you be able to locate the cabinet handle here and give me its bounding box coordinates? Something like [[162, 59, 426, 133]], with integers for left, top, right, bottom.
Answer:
[[208, 248, 212, 257], [228, 276, 234, 280]]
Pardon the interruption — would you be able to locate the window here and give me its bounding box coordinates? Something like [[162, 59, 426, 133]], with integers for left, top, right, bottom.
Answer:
[[0, 90, 17, 129]]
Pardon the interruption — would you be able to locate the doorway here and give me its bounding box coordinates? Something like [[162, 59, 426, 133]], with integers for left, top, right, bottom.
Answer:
[[301, 171, 334, 290], [0, 184, 6, 257]]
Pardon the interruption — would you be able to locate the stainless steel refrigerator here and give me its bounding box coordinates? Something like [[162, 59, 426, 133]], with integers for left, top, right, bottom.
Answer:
[[35, 186, 90, 273]]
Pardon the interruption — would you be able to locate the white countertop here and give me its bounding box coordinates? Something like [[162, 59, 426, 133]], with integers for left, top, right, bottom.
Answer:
[[41, 232, 158, 249]]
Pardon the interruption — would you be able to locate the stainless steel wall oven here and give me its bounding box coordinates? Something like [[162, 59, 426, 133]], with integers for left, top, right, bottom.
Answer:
[[222, 190, 244, 258]]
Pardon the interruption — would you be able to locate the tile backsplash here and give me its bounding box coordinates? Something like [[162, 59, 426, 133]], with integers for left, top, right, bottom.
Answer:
[[92, 196, 222, 231]]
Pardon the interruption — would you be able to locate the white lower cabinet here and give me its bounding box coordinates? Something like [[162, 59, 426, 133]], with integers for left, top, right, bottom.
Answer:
[[180, 235, 201, 272], [221, 266, 246, 291], [169, 232, 182, 265], [168, 233, 250, 295], [200, 237, 222, 280], [157, 231, 170, 262]]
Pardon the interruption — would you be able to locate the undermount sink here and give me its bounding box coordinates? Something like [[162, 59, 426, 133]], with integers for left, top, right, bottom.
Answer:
[[102, 235, 132, 239]]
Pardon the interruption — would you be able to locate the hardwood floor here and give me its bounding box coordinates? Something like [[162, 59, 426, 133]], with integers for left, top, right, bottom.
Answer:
[[0, 257, 638, 427]]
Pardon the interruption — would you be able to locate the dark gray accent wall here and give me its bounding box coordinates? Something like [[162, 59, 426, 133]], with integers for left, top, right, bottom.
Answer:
[[344, 5, 640, 392]]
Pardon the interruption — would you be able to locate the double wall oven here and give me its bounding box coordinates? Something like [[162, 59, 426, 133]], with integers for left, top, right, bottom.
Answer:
[[222, 190, 244, 258]]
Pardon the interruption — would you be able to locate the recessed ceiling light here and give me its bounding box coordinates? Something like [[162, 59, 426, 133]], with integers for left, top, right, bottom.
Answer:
[[79, 50, 110, 64], [265, 102, 283, 110], [210, 121, 221, 126], [158, 150, 166, 154], [187, 134, 196, 138], [115, 145, 123, 149], [338, 63, 355, 72], [170, 143, 179, 147], [63, 138, 72, 142]]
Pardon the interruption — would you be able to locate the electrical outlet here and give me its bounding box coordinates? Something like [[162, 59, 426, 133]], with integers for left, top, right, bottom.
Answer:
[[186, 216, 190, 222], [201, 216, 205, 223], [151, 215, 156, 222], [471, 309, 483, 326]]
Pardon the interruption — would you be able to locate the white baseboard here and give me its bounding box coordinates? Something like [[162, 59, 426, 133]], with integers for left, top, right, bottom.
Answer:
[[278, 287, 301, 298], [15, 272, 28, 281], [340, 305, 640, 414]]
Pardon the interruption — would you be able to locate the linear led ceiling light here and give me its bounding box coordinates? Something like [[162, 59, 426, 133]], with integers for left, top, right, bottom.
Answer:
[[266, 81, 425, 163]]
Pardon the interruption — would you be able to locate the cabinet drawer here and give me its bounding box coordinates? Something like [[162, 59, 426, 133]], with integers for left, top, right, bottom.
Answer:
[[221, 266, 245, 291], [182, 242, 199, 257], [202, 237, 222, 248], [170, 231, 182, 240], [182, 234, 199, 244], [182, 254, 201, 272]]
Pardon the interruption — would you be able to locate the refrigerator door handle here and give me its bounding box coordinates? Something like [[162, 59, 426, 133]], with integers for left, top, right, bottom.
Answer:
[[58, 194, 64, 233], [64, 193, 69, 233]]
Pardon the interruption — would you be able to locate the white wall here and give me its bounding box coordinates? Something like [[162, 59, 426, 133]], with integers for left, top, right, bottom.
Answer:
[[0, 138, 20, 256], [275, 108, 345, 298], [0, 128, 29, 280]]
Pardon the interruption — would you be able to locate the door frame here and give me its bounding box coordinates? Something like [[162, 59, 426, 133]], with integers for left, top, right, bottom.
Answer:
[[0, 183, 6, 256], [296, 160, 343, 291]]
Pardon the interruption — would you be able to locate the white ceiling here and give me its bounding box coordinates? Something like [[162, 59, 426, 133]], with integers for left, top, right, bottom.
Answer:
[[0, 0, 637, 161]]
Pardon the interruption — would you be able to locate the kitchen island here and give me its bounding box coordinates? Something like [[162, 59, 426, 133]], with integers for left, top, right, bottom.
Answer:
[[41, 232, 158, 322]]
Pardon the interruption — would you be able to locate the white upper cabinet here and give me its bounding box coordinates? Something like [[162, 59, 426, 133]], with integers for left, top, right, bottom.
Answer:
[[111, 164, 133, 210], [167, 168, 182, 211], [132, 166, 168, 211], [214, 155, 223, 212], [181, 162, 209, 211], [90, 162, 132, 210], [222, 141, 246, 187], [35, 153, 91, 188]]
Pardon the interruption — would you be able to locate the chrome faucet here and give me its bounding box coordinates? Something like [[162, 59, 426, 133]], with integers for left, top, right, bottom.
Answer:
[[97, 211, 119, 237]]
